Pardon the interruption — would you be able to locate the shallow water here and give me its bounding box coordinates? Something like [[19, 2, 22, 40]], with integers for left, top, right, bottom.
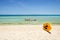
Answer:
[[0, 16, 60, 25]]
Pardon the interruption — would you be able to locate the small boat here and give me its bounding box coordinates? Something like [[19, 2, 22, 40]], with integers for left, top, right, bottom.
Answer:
[[25, 18, 36, 21]]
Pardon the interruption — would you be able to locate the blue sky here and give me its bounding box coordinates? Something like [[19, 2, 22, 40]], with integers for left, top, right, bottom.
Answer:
[[0, 0, 60, 15]]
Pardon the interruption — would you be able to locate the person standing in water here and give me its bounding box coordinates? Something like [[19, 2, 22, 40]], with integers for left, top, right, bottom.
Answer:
[[43, 23, 52, 34]]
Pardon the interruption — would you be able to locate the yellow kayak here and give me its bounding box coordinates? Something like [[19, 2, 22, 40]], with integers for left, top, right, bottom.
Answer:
[[43, 23, 52, 34]]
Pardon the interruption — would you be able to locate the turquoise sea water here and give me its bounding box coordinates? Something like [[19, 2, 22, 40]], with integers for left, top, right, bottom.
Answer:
[[0, 16, 60, 25]]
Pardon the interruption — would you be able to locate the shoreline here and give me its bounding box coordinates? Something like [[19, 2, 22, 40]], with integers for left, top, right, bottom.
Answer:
[[0, 23, 60, 25]]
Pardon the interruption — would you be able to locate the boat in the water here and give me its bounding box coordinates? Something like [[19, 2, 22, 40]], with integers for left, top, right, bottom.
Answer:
[[25, 18, 37, 21]]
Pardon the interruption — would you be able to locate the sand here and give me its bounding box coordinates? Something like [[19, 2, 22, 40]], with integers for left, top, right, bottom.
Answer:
[[0, 25, 60, 40]]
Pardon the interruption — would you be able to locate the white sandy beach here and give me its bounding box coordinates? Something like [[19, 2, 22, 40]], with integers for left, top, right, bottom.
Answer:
[[0, 25, 60, 40]]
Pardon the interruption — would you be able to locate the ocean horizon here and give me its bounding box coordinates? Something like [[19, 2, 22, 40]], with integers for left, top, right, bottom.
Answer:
[[0, 14, 60, 16]]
